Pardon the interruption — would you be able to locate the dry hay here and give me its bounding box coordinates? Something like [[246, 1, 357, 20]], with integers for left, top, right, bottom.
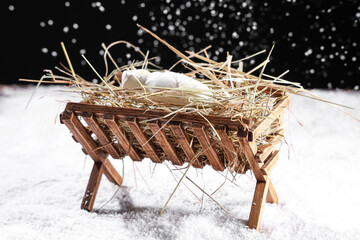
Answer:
[[20, 25, 310, 175], [21, 25, 355, 173], [20, 24, 359, 214]]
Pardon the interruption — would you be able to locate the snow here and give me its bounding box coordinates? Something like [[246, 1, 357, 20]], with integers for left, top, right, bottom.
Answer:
[[0, 86, 359, 239]]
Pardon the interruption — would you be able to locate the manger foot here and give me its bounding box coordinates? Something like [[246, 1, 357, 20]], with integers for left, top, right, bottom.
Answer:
[[266, 180, 278, 204], [248, 179, 270, 231], [81, 162, 104, 211]]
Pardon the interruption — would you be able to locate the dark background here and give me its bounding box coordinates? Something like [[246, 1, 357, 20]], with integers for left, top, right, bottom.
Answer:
[[2, 0, 359, 89]]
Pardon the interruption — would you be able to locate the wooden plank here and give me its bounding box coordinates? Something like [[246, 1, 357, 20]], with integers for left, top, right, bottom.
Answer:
[[147, 121, 183, 165], [169, 122, 203, 168], [192, 123, 224, 171], [261, 151, 280, 176], [82, 113, 122, 159], [126, 118, 162, 163], [104, 116, 142, 162], [64, 102, 251, 129], [256, 129, 284, 163], [216, 126, 244, 171], [81, 161, 104, 211], [102, 158, 123, 186], [266, 180, 278, 204], [252, 97, 289, 140], [248, 179, 270, 231], [238, 135, 266, 182]]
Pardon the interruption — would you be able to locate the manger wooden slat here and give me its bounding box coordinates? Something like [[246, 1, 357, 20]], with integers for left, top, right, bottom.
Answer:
[[169, 122, 203, 168], [248, 179, 270, 231], [256, 129, 284, 163], [81, 161, 104, 211], [104, 115, 142, 162], [252, 97, 290, 140], [216, 126, 243, 171], [147, 121, 183, 165], [82, 113, 122, 159], [126, 118, 162, 163], [261, 151, 280, 176], [192, 123, 224, 171], [238, 135, 266, 182], [64, 102, 250, 129]]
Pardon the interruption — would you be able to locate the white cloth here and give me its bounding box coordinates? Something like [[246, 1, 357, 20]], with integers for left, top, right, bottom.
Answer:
[[120, 69, 150, 89], [120, 70, 210, 93]]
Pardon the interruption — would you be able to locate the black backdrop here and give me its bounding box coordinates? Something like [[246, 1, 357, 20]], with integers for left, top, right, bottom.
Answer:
[[2, 0, 360, 89]]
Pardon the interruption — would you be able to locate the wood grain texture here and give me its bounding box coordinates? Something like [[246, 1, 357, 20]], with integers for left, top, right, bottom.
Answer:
[[216, 126, 243, 172], [104, 115, 142, 162], [81, 161, 104, 211], [126, 118, 162, 163], [82, 113, 122, 159], [248, 179, 270, 231], [192, 123, 224, 171], [147, 121, 183, 165], [169, 122, 203, 168]]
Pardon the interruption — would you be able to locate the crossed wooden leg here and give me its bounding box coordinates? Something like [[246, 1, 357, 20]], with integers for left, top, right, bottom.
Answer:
[[81, 158, 123, 211], [61, 111, 123, 211], [238, 134, 280, 232]]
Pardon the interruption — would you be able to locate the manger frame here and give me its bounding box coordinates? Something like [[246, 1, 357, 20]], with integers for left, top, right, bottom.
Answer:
[[60, 95, 289, 232]]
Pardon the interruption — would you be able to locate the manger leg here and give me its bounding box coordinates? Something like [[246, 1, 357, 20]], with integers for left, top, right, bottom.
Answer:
[[266, 180, 278, 204], [248, 180, 270, 231], [103, 158, 123, 186], [81, 162, 104, 211]]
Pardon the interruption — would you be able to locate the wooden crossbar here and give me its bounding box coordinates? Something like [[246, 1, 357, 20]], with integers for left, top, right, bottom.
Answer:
[[126, 118, 162, 163], [147, 121, 183, 165], [216, 126, 244, 172], [82, 113, 123, 159], [104, 115, 142, 162], [192, 123, 224, 171], [169, 122, 203, 168]]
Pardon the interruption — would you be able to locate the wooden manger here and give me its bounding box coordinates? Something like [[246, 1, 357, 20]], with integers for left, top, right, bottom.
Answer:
[[60, 95, 289, 232]]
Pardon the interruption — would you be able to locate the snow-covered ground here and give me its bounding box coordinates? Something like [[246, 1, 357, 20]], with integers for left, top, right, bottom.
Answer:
[[0, 86, 359, 240]]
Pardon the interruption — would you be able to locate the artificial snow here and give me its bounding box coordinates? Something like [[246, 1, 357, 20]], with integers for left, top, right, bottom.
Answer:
[[0, 86, 359, 240]]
